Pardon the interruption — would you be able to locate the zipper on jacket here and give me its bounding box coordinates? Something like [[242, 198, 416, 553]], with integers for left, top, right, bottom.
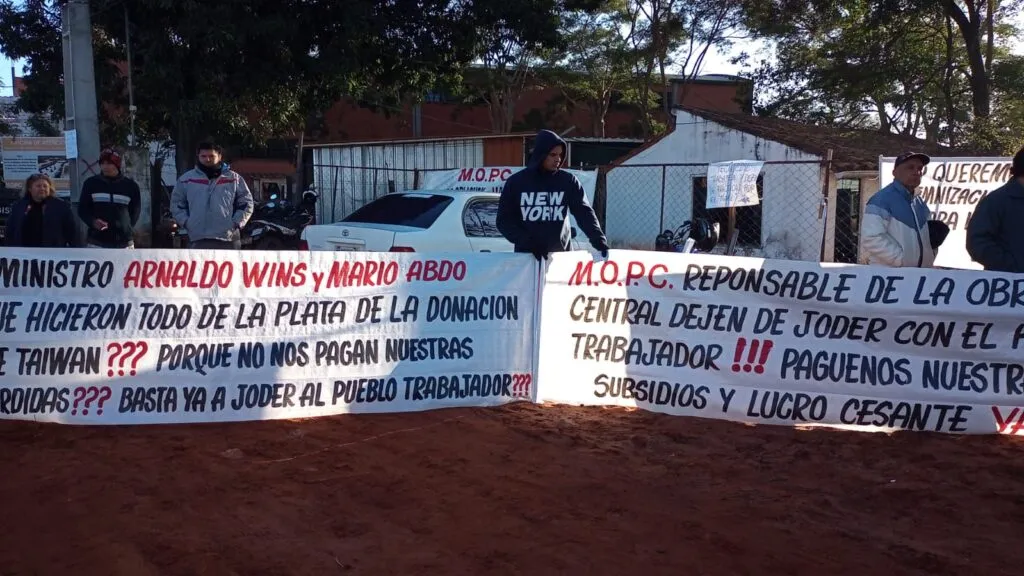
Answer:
[[911, 196, 924, 267]]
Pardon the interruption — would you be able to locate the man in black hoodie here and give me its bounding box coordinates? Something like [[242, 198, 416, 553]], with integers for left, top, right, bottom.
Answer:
[[78, 148, 142, 249], [496, 129, 610, 261]]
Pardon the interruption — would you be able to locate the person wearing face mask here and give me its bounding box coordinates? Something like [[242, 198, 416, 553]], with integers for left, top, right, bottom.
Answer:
[[78, 148, 142, 249], [4, 173, 84, 248], [858, 152, 935, 268], [170, 141, 254, 249]]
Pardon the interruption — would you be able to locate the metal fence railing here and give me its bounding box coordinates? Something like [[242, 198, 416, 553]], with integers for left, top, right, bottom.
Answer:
[[312, 159, 865, 264]]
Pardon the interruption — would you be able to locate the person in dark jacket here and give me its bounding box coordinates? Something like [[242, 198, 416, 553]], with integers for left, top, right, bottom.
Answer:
[[496, 129, 610, 261], [78, 148, 141, 248], [5, 173, 84, 248], [966, 147, 1024, 273]]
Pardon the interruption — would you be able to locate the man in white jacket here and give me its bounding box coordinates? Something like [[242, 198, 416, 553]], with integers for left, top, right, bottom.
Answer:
[[859, 152, 934, 268]]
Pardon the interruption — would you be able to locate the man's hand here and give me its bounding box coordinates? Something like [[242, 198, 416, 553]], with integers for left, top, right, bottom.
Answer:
[[93, 219, 108, 231], [595, 250, 609, 261], [531, 249, 547, 262]]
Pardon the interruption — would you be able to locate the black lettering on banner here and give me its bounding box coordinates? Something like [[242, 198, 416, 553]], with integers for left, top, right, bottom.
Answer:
[[211, 386, 226, 411], [568, 296, 663, 326], [921, 360, 1024, 396], [181, 386, 208, 412], [155, 343, 234, 375], [232, 302, 267, 329], [384, 337, 474, 362], [17, 346, 101, 376], [666, 303, 745, 332], [0, 301, 21, 333], [718, 387, 736, 412], [0, 347, 6, 376], [752, 308, 788, 336], [196, 304, 231, 330], [274, 300, 347, 327], [965, 277, 1024, 308], [864, 274, 904, 304], [792, 311, 886, 342], [911, 276, 955, 306], [0, 258, 114, 288], [298, 382, 328, 407], [893, 320, 954, 348], [679, 266, 857, 303], [119, 386, 178, 413], [0, 387, 71, 415], [315, 339, 379, 366], [571, 333, 722, 370], [402, 373, 517, 401], [960, 321, 997, 350], [270, 342, 309, 367], [334, 378, 400, 403], [779, 349, 913, 386], [925, 161, 1011, 186], [137, 303, 191, 331], [230, 383, 299, 410], [237, 342, 267, 368], [26, 302, 132, 333], [1014, 324, 1024, 350], [426, 295, 518, 323], [745, 389, 827, 422], [591, 374, 710, 409], [839, 398, 970, 432]]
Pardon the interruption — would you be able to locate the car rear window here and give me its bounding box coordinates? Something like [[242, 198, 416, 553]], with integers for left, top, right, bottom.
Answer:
[[343, 193, 454, 229]]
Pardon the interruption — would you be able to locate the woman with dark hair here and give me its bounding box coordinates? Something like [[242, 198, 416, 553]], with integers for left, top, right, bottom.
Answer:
[[4, 173, 84, 248]]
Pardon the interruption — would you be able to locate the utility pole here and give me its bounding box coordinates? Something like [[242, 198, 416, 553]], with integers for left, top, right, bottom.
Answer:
[[61, 0, 101, 205], [124, 3, 136, 147]]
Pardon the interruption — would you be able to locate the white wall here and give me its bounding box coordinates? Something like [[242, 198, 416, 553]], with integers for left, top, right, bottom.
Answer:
[[312, 138, 484, 223], [605, 110, 828, 262]]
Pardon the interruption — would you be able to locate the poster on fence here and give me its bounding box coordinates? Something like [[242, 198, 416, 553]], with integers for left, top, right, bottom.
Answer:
[[878, 155, 1013, 270], [0, 249, 537, 425], [705, 160, 763, 209], [421, 167, 597, 205], [536, 250, 1024, 435], [1, 136, 71, 197]]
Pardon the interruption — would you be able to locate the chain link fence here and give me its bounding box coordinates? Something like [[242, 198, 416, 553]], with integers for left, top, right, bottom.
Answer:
[[312, 159, 869, 264], [602, 160, 866, 264]]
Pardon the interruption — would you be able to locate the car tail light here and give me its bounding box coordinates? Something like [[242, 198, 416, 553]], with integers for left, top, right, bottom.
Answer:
[[389, 246, 415, 252], [298, 239, 309, 250]]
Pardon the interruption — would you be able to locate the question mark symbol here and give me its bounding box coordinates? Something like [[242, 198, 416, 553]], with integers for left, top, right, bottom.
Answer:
[[106, 343, 123, 377], [118, 342, 136, 377], [71, 387, 86, 415], [95, 387, 112, 415], [81, 386, 100, 415], [130, 342, 148, 376]]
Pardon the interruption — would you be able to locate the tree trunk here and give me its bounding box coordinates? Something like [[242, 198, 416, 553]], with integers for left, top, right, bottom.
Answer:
[[944, 0, 991, 118]]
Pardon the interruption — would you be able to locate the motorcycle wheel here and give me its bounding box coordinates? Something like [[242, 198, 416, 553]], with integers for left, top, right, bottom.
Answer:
[[253, 236, 287, 251]]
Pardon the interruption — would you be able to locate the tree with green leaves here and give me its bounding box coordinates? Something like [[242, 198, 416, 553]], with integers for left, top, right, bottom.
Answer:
[[0, 0, 600, 172]]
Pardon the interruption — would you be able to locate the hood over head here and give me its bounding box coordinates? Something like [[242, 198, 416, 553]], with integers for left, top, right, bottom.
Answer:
[[527, 129, 567, 172]]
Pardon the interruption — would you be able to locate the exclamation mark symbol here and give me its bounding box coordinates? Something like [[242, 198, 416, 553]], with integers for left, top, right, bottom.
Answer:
[[755, 340, 774, 374], [732, 338, 746, 372], [744, 340, 760, 372]]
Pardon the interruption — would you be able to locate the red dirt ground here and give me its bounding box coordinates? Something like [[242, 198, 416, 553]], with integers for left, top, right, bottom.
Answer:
[[1, 403, 1022, 576]]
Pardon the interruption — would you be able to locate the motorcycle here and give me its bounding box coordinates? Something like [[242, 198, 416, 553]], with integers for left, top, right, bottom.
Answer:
[[654, 217, 720, 253], [241, 189, 318, 250]]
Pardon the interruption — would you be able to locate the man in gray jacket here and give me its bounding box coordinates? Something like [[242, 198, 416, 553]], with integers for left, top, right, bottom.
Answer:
[[171, 141, 254, 249]]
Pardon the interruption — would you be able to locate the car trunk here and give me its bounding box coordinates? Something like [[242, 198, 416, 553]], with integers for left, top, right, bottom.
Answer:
[[308, 222, 413, 252]]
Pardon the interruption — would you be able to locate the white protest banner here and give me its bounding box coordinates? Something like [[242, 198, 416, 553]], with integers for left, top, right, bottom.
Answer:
[[421, 166, 598, 205], [706, 160, 763, 209], [879, 156, 1013, 270], [0, 249, 537, 425], [1, 136, 71, 197], [536, 249, 1024, 435]]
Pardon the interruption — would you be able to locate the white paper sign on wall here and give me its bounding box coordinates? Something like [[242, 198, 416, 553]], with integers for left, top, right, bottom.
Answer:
[[706, 160, 764, 209]]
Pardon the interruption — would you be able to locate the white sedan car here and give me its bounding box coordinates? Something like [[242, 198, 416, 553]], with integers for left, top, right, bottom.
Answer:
[[300, 190, 596, 253]]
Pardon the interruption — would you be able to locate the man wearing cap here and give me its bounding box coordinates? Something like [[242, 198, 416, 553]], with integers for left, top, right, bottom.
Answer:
[[859, 152, 934, 268], [77, 148, 142, 249], [966, 147, 1024, 273]]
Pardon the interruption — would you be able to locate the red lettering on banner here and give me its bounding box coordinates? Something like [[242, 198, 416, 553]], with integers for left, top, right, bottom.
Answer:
[[325, 260, 398, 288], [123, 260, 234, 289], [406, 260, 466, 282], [241, 262, 308, 288], [992, 407, 1024, 435], [568, 260, 669, 289], [457, 168, 474, 181]]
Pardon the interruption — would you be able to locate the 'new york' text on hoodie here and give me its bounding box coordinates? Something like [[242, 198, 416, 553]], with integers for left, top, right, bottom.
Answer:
[[496, 130, 609, 254]]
